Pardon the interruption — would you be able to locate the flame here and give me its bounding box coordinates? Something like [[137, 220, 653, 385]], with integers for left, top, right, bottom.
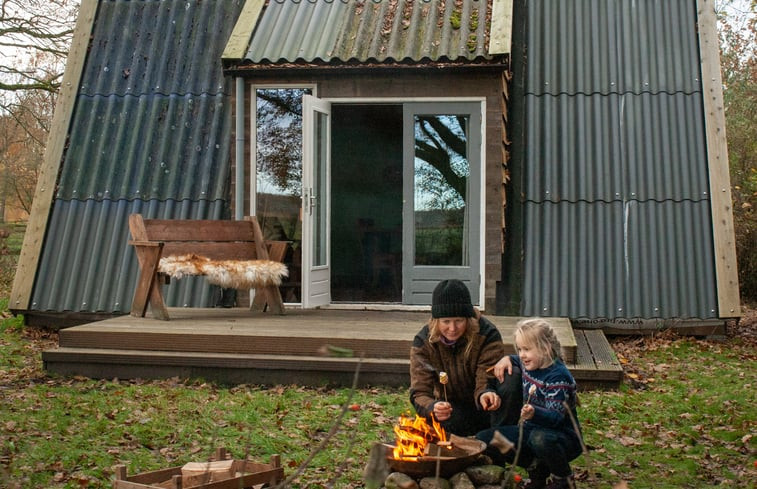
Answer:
[[392, 414, 448, 460]]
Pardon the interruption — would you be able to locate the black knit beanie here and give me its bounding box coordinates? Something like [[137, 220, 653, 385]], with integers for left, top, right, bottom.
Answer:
[[431, 279, 474, 318]]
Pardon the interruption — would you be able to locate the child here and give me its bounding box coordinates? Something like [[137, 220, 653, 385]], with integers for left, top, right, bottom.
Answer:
[[476, 318, 582, 489], [409, 279, 522, 436]]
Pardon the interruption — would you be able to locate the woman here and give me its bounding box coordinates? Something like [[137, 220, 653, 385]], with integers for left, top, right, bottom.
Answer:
[[409, 279, 522, 436]]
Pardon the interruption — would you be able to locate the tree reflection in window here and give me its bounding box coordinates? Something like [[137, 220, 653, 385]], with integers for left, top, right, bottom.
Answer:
[[255, 88, 311, 302], [414, 114, 470, 267]]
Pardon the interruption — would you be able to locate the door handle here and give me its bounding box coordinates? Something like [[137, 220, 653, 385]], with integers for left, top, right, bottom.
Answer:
[[304, 188, 317, 215]]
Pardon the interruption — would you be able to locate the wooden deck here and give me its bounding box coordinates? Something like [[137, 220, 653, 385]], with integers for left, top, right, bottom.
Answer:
[[42, 308, 623, 390]]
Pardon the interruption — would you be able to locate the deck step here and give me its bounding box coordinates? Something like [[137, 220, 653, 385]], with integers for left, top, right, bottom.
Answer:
[[55, 309, 577, 362], [568, 329, 624, 389], [43, 331, 622, 390], [42, 309, 620, 389], [43, 347, 410, 387], [58, 326, 413, 359]]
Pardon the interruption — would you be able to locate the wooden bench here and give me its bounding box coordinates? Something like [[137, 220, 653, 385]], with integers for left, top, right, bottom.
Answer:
[[128, 214, 288, 320]]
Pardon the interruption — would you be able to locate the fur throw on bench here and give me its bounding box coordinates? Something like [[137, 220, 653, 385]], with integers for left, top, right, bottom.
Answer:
[[159, 254, 288, 290]]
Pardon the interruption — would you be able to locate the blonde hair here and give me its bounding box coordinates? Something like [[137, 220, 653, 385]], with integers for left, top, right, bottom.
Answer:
[[514, 317, 562, 363], [428, 308, 481, 359]]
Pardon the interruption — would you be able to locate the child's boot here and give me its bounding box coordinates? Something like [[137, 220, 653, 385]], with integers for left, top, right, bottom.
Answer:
[[522, 461, 549, 489], [544, 473, 576, 489], [522, 477, 547, 489]]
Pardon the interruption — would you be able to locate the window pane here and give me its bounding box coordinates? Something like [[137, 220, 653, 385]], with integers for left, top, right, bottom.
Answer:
[[413, 114, 469, 266], [312, 110, 328, 267], [255, 88, 311, 302]]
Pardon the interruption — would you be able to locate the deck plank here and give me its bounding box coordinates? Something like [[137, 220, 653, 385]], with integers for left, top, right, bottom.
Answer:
[[568, 329, 624, 389], [584, 329, 622, 371], [570, 330, 597, 371]]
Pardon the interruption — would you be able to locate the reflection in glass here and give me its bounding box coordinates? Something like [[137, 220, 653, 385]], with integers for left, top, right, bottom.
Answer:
[[255, 88, 311, 302], [414, 115, 470, 266], [313, 111, 328, 267]]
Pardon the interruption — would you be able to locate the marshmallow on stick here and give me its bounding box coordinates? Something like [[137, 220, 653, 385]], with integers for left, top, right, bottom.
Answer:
[[439, 371, 448, 402]]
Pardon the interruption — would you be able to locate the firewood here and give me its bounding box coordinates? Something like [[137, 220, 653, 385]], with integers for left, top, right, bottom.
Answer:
[[181, 460, 234, 486]]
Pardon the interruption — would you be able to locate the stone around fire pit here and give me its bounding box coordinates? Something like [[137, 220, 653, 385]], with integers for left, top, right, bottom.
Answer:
[[383, 464, 508, 489]]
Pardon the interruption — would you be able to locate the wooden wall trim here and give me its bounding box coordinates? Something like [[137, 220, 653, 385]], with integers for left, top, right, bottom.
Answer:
[[489, 0, 514, 54], [696, 0, 741, 317], [222, 0, 265, 60], [9, 0, 99, 312]]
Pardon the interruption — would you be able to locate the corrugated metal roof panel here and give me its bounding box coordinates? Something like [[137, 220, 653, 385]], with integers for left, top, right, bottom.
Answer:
[[29, 0, 244, 314], [244, 0, 494, 64], [32, 199, 231, 313], [524, 92, 709, 203], [526, 0, 701, 95], [57, 93, 232, 201], [522, 201, 717, 319], [519, 0, 718, 320], [80, 0, 243, 96]]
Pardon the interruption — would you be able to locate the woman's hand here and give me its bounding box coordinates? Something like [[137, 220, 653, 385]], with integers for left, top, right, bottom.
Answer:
[[493, 356, 513, 383], [479, 391, 501, 411], [520, 403, 535, 421], [433, 401, 453, 421]]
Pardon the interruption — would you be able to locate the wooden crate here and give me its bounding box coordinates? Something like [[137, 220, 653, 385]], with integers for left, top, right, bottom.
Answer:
[[113, 448, 283, 489]]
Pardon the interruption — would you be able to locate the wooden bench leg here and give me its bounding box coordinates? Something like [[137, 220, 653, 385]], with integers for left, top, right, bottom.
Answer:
[[131, 244, 170, 320], [131, 245, 161, 317], [251, 285, 285, 315], [148, 276, 170, 321]]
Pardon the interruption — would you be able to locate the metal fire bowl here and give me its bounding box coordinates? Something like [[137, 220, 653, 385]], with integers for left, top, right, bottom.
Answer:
[[384, 434, 487, 478]]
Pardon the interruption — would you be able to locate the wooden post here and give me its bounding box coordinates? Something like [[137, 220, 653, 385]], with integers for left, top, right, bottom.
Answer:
[[114, 464, 127, 480], [247, 216, 286, 314], [128, 214, 169, 320], [696, 0, 742, 317], [269, 454, 282, 485], [215, 447, 227, 460]]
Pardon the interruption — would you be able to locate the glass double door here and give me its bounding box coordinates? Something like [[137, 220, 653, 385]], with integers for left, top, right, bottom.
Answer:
[[258, 92, 482, 307]]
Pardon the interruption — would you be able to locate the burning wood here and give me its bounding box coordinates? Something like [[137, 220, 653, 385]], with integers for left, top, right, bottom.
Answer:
[[391, 414, 448, 460]]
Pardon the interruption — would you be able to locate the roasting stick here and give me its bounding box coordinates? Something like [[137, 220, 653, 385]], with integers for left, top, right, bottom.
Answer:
[[506, 384, 538, 487], [436, 371, 453, 449]]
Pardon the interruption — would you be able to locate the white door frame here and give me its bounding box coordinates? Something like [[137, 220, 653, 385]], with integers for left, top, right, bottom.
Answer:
[[249, 92, 487, 307], [301, 94, 331, 308]]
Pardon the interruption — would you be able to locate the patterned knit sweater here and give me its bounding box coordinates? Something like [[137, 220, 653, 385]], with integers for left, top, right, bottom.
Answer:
[[409, 316, 505, 417], [511, 355, 581, 434]]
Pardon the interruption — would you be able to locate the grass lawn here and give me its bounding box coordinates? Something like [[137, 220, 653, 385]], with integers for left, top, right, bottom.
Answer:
[[1, 300, 755, 488]]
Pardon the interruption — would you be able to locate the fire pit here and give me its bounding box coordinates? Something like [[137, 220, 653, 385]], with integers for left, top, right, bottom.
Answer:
[[384, 435, 486, 478], [386, 414, 486, 478]]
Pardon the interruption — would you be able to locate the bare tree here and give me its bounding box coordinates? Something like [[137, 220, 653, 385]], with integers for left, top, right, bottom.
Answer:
[[0, 90, 50, 216], [0, 0, 78, 220], [0, 0, 78, 96]]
